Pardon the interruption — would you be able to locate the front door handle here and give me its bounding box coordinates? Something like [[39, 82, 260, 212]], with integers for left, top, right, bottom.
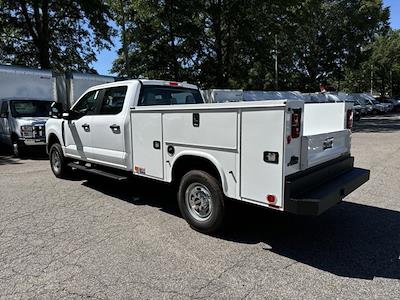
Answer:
[[82, 123, 90, 131], [110, 124, 120, 133]]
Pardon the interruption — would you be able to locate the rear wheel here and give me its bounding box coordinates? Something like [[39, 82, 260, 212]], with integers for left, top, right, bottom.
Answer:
[[178, 170, 225, 233], [49, 143, 71, 178]]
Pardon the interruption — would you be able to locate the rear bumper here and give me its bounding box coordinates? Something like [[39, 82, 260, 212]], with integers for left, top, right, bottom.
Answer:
[[284, 156, 370, 216]]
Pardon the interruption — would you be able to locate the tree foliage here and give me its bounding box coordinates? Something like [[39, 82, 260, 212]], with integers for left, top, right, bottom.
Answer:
[[0, 0, 115, 72], [0, 0, 395, 93], [112, 0, 390, 91]]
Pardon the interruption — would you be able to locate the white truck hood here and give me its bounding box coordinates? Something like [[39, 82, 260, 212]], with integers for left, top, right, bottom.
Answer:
[[15, 117, 49, 126]]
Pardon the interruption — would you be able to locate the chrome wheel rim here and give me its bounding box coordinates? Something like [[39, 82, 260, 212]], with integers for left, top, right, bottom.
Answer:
[[51, 150, 61, 173], [185, 183, 213, 221]]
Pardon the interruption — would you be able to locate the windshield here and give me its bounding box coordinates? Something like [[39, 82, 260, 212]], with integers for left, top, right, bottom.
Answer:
[[10, 100, 52, 118]]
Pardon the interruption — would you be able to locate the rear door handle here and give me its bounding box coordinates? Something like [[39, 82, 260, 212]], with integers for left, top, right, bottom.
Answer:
[[110, 124, 120, 133], [82, 123, 90, 131]]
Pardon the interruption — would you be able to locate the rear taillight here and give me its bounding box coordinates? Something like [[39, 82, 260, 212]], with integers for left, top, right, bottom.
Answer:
[[346, 109, 353, 129], [291, 109, 302, 138]]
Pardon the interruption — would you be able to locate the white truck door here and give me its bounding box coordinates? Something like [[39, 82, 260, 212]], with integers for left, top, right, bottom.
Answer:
[[90, 86, 127, 168], [64, 90, 99, 160], [131, 112, 164, 179], [240, 109, 285, 208]]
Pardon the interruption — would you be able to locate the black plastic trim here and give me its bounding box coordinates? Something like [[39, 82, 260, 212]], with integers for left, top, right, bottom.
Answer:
[[284, 156, 370, 216]]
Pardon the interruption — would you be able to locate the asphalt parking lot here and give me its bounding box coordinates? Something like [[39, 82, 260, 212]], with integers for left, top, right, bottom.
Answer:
[[0, 114, 399, 299]]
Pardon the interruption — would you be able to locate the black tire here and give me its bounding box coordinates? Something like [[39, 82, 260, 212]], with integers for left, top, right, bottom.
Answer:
[[49, 143, 71, 178], [12, 139, 25, 158], [178, 170, 225, 233]]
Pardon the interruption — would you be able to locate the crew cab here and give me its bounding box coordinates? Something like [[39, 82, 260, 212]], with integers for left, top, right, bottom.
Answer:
[[46, 80, 370, 233]]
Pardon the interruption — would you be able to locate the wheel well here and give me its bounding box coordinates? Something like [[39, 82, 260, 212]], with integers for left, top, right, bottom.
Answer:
[[11, 132, 18, 142], [172, 155, 222, 185], [47, 134, 60, 152]]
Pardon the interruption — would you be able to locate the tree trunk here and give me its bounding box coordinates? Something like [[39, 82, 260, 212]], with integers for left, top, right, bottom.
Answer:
[[120, 0, 129, 76], [167, 0, 179, 80], [39, 0, 50, 69], [213, 0, 224, 87], [21, 0, 51, 69]]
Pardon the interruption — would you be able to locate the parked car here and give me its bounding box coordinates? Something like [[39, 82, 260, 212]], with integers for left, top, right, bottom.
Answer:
[[0, 98, 52, 156], [375, 97, 394, 112], [350, 93, 383, 115], [46, 79, 369, 233], [392, 96, 400, 112]]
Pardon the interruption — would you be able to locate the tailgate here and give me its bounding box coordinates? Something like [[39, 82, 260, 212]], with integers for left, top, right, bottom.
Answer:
[[300, 130, 351, 170]]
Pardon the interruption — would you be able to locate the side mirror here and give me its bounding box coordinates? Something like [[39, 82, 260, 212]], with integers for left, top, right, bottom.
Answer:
[[0, 111, 8, 118], [62, 110, 80, 121], [50, 102, 64, 119], [62, 112, 73, 120]]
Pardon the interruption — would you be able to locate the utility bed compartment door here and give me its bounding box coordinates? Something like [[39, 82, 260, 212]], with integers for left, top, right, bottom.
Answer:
[[301, 130, 350, 170], [240, 109, 285, 207], [131, 112, 164, 179]]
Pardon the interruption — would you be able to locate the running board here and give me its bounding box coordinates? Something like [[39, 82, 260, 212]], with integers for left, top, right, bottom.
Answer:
[[67, 162, 128, 181]]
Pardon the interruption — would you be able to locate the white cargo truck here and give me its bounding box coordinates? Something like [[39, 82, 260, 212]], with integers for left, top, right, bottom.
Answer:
[[0, 65, 55, 156], [46, 80, 370, 233]]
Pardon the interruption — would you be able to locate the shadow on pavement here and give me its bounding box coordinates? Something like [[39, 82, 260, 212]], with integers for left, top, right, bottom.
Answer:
[[82, 176, 400, 281], [0, 144, 48, 164], [354, 114, 400, 133]]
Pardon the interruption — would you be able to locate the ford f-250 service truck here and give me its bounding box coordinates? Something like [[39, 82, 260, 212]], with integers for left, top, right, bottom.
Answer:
[[46, 80, 370, 233]]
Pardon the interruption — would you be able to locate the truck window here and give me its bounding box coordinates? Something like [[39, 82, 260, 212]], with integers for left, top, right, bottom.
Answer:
[[99, 86, 127, 115], [72, 90, 98, 116], [139, 86, 203, 106]]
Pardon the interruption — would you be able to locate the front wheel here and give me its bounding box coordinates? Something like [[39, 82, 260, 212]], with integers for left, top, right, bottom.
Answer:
[[49, 143, 71, 178], [12, 139, 25, 158], [178, 170, 225, 234]]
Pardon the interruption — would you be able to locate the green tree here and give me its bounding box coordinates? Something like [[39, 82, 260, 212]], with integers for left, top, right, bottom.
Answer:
[[287, 0, 389, 91], [112, 0, 203, 80], [111, 0, 390, 91], [370, 30, 400, 96], [0, 0, 115, 71]]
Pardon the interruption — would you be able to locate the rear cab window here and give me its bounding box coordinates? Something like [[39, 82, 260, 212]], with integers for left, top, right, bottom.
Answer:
[[139, 86, 203, 106]]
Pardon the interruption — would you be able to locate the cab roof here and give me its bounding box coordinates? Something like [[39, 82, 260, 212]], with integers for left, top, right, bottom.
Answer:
[[84, 79, 199, 91]]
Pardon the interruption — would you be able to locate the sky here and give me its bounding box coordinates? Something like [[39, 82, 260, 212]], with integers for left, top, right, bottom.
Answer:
[[91, 1, 400, 76]]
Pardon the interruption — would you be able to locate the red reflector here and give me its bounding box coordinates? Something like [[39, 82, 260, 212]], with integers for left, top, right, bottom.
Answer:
[[267, 194, 276, 203], [169, 81, 179, 86]]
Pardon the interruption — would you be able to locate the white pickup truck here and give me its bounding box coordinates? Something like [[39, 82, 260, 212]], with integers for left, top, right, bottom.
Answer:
[[46, 80, 370, 233]]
